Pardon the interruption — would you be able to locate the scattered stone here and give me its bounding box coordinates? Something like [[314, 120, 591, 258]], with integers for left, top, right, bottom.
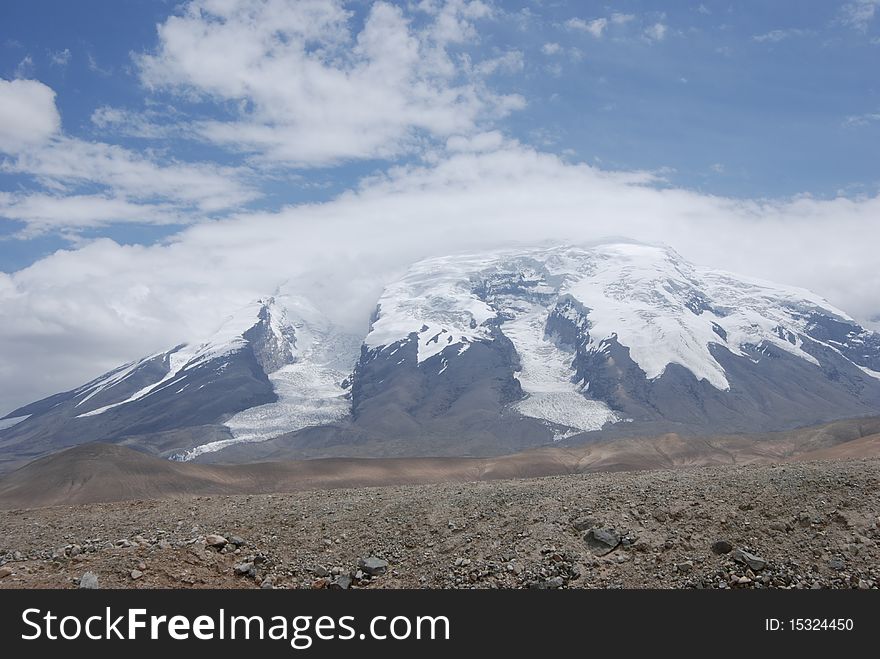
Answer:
[[260, 578, 274, 589], [0, 460, 876, 590], [732, 549, 767, 571], [229, 536, 245, 547], [205, 535, 227, 548], [333, 575, 353, 590], [711, 540, 733, 555], [359, 556, 389, 576], [583, 528, 620, 556], [545, 576, 565, 588], [828, 557, 845, 571], [79, 572, 99, 589]]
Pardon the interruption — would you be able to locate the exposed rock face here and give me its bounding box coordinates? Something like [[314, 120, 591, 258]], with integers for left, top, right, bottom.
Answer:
[[244, 300, 297, 374]]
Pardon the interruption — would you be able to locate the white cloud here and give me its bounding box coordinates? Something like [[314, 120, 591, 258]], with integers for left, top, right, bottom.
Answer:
[[0, 193, 184, 235], [709, 163, 725, 174], [541, 42, 562, 55], [839, 0, 880, 31], [698, 4, 711, 15], [90, 106, 174, 139], [0, 78, 61, 153], [14, 55, 35, 78], [644, 23, 668, 41], [472, 50, 524, 76], [566, 17, 608, 38], [4, 138, 257, 214], [50, 49, 71, 66], [86, 52, 112, 76], [753, 28, 813, 43], [0, 78, 256, 234], [3, 143, 880, 411], [843, 111, 880, 127], [420, 0, 493, 44], [610, 13, 635, 25], [135, 0, 523, 167], [445, 130, 506, 152]]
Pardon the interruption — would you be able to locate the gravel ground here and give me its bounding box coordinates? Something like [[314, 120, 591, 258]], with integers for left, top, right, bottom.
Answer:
[[1, 459, 878, 590]]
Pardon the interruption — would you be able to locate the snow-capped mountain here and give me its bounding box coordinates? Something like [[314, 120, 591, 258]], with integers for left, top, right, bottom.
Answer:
[[175, 296, 360, 461], [3, 242, 880, 470], [0, 296, 357, 470], [350, 243, 880, 442]]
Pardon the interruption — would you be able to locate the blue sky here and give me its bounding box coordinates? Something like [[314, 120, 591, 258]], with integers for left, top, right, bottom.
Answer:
[[1, 1, 879, 271], [1, 0, 880, 409]]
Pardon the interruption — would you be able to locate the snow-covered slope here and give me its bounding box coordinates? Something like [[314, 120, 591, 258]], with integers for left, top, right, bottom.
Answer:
[[365, 243, 875, 390], [177, 296, 359, 460], [355, 243, 880, 436], [0, 295, 356, 465], [73, 298, 296, 420]]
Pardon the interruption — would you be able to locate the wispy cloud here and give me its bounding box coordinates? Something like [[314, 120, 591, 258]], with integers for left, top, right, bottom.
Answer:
[[611, 13, 635, 25], [5, 138, 257, 213], [566, 17, 607, 38], [0, 193, 185, 235], [86, 52, 112, 76], [843, 110, 880, 127], [90, 106, 176, 139], [14, 55, 35, 78], [50, 49, 71, 67], [839, 0, 880, 31], [472, 50, 525, 76], [753, 28, 814, 43], [643, 22, 668, 42]]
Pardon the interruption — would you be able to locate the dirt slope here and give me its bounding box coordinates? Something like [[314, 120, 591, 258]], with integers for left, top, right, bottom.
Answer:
[[2, 416, 880, 509]]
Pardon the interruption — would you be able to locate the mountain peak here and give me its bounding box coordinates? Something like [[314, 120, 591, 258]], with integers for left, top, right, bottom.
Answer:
[[3, 244, 879, 471], [363, 243, 876, 391]]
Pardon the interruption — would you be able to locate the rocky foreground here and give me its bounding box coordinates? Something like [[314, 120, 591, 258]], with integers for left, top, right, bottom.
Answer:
[[1, 459, 878, 589]]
